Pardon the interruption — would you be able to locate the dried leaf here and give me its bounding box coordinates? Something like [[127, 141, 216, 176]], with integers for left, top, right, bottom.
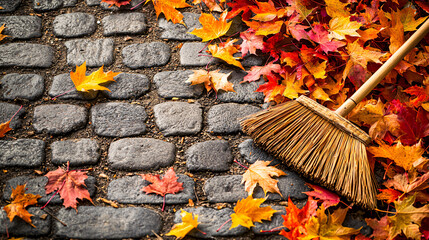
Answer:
[[187, 69, 234, 93], [377, 188, 402, 204], [304, 183, 340, 208], [3, 184, 41, 227], [280, 197, 318, 239], [208, 39, 244, 69], [141, 168, 184, 197], [243, 61, 281, 83], [189, 11, 231, 41], [242, 160, 286, 196], [384, 172, 429, 194], [166, 210, 200, 239], [146, 0, 191, 25], [240, 29, 264, 57], [101, 0, 131, 7], [0, 24, 9, 42], [70, 62, 120, 92], [328, 16, 362, 40], [230, 195, 277, 229], [365, 216, 389, 240]]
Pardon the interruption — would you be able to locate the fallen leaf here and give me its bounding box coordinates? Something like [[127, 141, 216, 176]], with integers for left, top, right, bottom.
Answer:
[[187, 69, 234, 93], [243, 61, 282, 83], [282, 72, 309, 99], [343, 41, 385, 80], [0, 24, 9, 42], [307, 24, 346, 54], [365, 216, 389, 240], [101, 0, 131, 7], [384, 172, 429, 194], [230, 195, 277, 229], [243, 20, 283, 36], [166, 209, 200, 239], [328, 16, 362, 40], [242, 160, 286, 196], [0, 105, 22, 138], [70, 62, 120, 92], [250, 0, 286, 22], [189, 11, 231, 41], [146, 0, 191, 25], [348, 98, 385, 126], [240, 29, 264, 57], [280, 197, 318, 239], [304, 183, 340, 208], [208, 39, 244, 69], [192, 0, 222, 12], [3, 184, 41, 228], [377, 188, 402, 204], [325, 0, 349, 18]]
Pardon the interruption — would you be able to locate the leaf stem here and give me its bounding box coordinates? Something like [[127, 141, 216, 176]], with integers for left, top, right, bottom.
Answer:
[[196, 227, 207, 235], [9, 105, 23, 122], [51, 87, 76, 100], [234, 159, 248, 169], [216, 218, 232, 232], [130, 0, 144, 10], [260, 226, 285, 233], [162, 195, 166, 212], [40, 178, 66, 210]]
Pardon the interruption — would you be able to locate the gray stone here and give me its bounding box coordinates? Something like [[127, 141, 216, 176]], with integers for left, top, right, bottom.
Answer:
[[0, 0, 21, 12], [51, 139, 99, 166], [0, 139, 44, 168], [0, 43, 53, 68], [103, 73, 150, 99], [102, 13, 146, 36], [108, 138, 175, 170], [207, 103, 260, 134], [343, 211, 372, 236], [100, 0, 142, 10], [153, 102, 202, 136], [3, 176, 96, 205], [153, 70, 203, 99], [0, 102, 24, 129], [122, 42, 170, 68], [86, 0, 100, 6], [1, 73, 44, 100], [107, 175, 195, 204], [159, 12, 201, 40], [65, 39, 114, 67], [186, 140, 233, 172], [173, 207, 248, 238], [253, 173, 309, 200], [217, 71, 264, 103], [0, 16, 42, 39], [241, 54, 265, 67], [238, 139, 280, 165], [91, 103, 147, 137], [180, 42, 216, 66], [53, 13, 96, 38], [33, 104, 87, 135], [0, 208, 51, 237], [33, 0, 62, 11], [204, 175, 247, 203], [253, 206, 287, 235], [54, 206, 161, 239], [49, 73, 98, 100]]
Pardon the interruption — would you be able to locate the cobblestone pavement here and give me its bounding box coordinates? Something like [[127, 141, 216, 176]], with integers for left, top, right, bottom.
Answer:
[[0, 1, 368, 239]]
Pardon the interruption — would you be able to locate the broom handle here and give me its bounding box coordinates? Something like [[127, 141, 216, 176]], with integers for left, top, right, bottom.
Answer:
[[335, 18, 429, 117]]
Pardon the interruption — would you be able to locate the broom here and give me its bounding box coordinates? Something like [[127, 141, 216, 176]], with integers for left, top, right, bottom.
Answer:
[[240, 19, 429, 209]]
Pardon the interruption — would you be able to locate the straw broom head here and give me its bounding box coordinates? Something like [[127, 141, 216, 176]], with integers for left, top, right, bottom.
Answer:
[[240, 96, 378, 209]]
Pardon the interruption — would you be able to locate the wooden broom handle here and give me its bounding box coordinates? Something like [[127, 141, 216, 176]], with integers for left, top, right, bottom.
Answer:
[[335, 18, 429, 117]]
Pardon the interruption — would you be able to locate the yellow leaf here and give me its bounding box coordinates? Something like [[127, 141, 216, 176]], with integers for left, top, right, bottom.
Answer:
[[243, 20, 283, 36], [325, 0, 349, 18], [348, 98, 385, 126], [328, 16, 361, 40], [208, 39, 244, 70], [281, 72, 309, 99], [166, 210, 200, 239], [189, 11, 231, 42], [0, 24, 9, 42], [343, 41, 385, 79], [230, 195, 277, 229], [70, 62, 120, 92], [306, 60, 327, 79], [187, 69, 234, 93], [396, 7, 429, 32], [311, 86, 332, 102], [242, 160, 286, 196], [145, 0, 191, 25]]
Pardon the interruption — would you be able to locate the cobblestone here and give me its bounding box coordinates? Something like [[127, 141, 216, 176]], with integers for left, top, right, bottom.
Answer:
[[65, 39, 114, 67], [122, 42, 170, 68], [100, 0, 142, 10], [102, 13, 147, 36], [103, 73, 150, 99], [180, 42, 217, 66], [1, 74, 44, 100], [207, 103, 261, 134], [91, 103, 147, 137], [0, 16, 42, 39], [33, 0, 63, 12], [153, 70, 203, 99], [217, 71, 265, 103], [238, 139, 279, 165], [0, 43, 53, 68], [108, 138, 175, 170], [204, 175, 247, 203], [107, 175, 195, 204], [86, 0, 99, 6], [33, 104, 87, 135], [54, 206, 161, 239], [159, 12, 201, 40], [153, 102, 202, 136], [186, 140, 233, 172], [0, 208, 51, 237], [0, 139, 45, 168], [0, 0, 21, 13], [53, 13, 96, 38], [51, 139, 99, 166], [49, 73, 98, 100], [0, 102, 25, 129], [253, 206, 287, 235]]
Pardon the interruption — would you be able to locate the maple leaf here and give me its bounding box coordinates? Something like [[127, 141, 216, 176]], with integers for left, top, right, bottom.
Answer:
[[44, 161, 93, 211], [328, 16, 362, 40], [0, 24, 9, 42], [384, 172, 429, 195], [304, 183, 340, 208], [394, 7, 429, 32], [192, 0, 222, 12], [281, 71, 309, 99], [377, 188, 402, 204], [240, 29, 264, 57], [166, 209, 200, 239], [280, 197, 318, 239], [146, 0, 191, 25], [286, 0, 314, 21], [348, 99, 385, 127], [0, 105, 22, 138], [3, 184, 41, 228], [189, 11, 231, 41], [307, 24, 346, 54], [187, 69, 234, 93], [365, 216, 389, 240], [101, 0, 131, 7], [208, 39, 244, 70], [225, 0, 253, 20], [242, 160, 286, 196], [325, 0, 349, 18], [70, 62, 120, 92], [229, 195, 277, 229], [249, 0, 286, 22], [243, 20, 283, 36], [243, 61, 281, 83], [404, 85, 429, 108], [141, 167, 184, 211], [343, 41, 385, 80]]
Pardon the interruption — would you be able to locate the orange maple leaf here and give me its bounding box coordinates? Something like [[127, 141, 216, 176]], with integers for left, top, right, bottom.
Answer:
[[280, 197, 318, 239], [146, 0, 191, 25], [3, 184, 41, 228], [229, 195, 277, 229], [70, 62, 120, 92], [101, 0, 131, 7], [243, 20, 283, 36], [249, 0, 286, 22], [189, 11, 231, 41], [328, 16, 362, 40], [208, 39, 244, 70], [187, 69, 234, 93], [343, 41, 385, 80], [192, 0, 222, 12], [377, 188, 402, 204], [348, 98, 385, 127], [0, 24, 9, 42], [0, 105, 22, 138], [242, 160, 286, 196], [324, 0, 349, 18]]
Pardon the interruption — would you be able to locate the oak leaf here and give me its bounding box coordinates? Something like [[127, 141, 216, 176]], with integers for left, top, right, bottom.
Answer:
[[187, 69, 234, 93], [304, 183, 340, 208], [280, 197, 318, 239], [70, 62, 120, 92], [45, 162, 93, 210], [189, 11, 231, 41], [242, 160, 286, 196], [146, 0, 191, 25], [101, 0, 131, 7], [166, 209, 200, 239], [0, 24, 8, 42], [229, 195, 277, 229], [208, 39, 244, 69], [3, 184, 41, 228], [328, 16, 362, 40], [0, 105, 22, 138]]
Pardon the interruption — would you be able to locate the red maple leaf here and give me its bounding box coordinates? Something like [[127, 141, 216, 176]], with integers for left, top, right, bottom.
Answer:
[[243, 61, 282, 83], [226, 0, 254, 20], [307, 24, 346, 54], [101, 0, 131, 7], [240, 29, 264, 57], [44, 161, 93, 211], [141, 168, 184, 211], [304, 183, 341, 208]]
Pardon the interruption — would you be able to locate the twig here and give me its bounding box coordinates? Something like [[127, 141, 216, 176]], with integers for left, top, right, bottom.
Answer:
[[151, 230, 163, 240], [42, 207, 67, 226]]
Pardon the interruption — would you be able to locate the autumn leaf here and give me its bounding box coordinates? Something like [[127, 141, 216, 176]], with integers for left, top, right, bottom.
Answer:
[[241, 160, 286, 196], [324, 0, 349, 18], [192, 0, 222, 12], [0, 24, 9, 42], [70, 62, 120, 92], [280, 197, 318, 239], [166, 209, 200, 239], [146, 0, 191, 25], [343, 41, 385, 80], [240, 29, 264, 57], [44, 161, 93, 211], [393, 7, 429, 32], [404, 85, 429, 108], [249, 0, 286, 22], [208, 39, 244, 70], [328, 16, 362, 41], [101, 0, 131, 7], [187, 69, 234, 93], [286, 0, 314, 21], [304, 183, 340, 208], [3, 184, 41, 228], [348, 99, 385, 127], [384, 172, 429, 195], [243, 20, 283, 36], [229, 195, 277, 229], [189, 11, 231, 41], [141, 167, 184, 211], [281, 71, 309, 99], [307, 24, 346, 54], [0, 105, 22, 138], [243, 61, 281, 83], [377, 188, 402, 204], [365, 216, 389, 240]]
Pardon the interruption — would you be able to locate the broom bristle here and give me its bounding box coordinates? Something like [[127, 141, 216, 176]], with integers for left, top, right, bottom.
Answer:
[[240, 97, 378, 209]]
